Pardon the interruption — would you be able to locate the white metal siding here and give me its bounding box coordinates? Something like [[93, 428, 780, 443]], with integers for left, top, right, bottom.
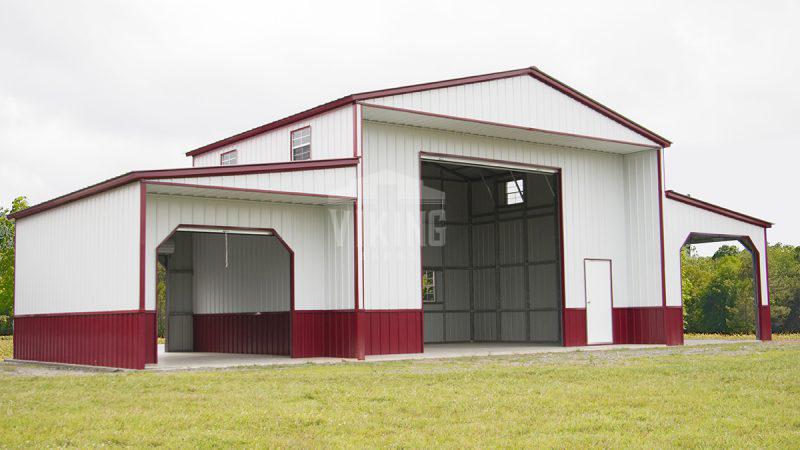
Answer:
[[192, 106, 354, 167], [145, 195, 354, 311], [621, 150, 663, 307], [361, 122, 662, 310], [664, 199, 769, 307], [14, 183, 140, 315], [364, 75, 657, 146], [150, 166, 357, 198]]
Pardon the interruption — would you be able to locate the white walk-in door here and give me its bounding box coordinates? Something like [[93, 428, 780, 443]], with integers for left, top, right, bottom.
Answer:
[[585, 259, 613, 344]]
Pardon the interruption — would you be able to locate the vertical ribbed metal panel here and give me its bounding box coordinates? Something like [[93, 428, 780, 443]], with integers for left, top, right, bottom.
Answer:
[[151, 166, 357, 198], [145, 195, 354, 311], [192, 233, 290, 313], [363, 75, 657, 146], [13, 312, 150, 369], [14, 183, 140, 314], [664, 199, 769, 307], [362, 122, 646, 311], [622, 150, 663, 307], [192, 106, 354, 167]]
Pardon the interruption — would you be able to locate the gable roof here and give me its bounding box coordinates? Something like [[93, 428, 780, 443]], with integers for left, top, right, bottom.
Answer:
[[186, 67, 671, 157]]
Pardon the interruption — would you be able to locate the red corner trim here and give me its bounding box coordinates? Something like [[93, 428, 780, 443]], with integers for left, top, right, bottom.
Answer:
[[665, 190, 772, 228], [186, 67, 670, 157], [9, 158, 359, 220]]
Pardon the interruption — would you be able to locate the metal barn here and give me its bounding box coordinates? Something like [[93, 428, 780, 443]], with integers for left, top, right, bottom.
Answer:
[[9, 67, 773, 369]]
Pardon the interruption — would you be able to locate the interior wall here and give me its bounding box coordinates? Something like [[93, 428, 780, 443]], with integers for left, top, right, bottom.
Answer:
[[421, 162, 562, 343], [192, 233, 290, 313], [166, 232, 194, 351], [164, 231, 292, 354]]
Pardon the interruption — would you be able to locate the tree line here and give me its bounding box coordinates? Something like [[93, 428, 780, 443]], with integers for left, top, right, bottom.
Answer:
[[1, 196, 799, 335]]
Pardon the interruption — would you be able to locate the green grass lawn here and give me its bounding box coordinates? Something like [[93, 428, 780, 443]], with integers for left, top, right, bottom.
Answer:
[[1, 341, 799, 448]]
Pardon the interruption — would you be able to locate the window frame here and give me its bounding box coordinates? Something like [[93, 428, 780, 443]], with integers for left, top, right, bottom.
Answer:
[[220, 149, 238, 166], [499, 177, 525, 206], [290, 126, 312, 161], [422, 269, 438, 304]]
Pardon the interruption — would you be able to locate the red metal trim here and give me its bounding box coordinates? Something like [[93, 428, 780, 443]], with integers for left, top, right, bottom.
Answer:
[[143, 181, 356, 202], [289, 125, 312, 161], [363, 103, 661, 150], [665, 190, 772, 228], [9, 158, 359, 220], [764, 228, 772, 306], [219, 149, 238, 166], [139, 182, 146, 310], [186, 67, 670, 157]]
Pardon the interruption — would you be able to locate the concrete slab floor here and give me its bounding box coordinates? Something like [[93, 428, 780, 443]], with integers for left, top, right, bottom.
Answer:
[[146, 341, 762, 371]]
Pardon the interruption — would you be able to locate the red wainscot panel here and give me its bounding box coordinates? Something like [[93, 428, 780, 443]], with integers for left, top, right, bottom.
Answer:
[[758, 305, 772, 341], [291, 309, 423, 358], [612, 307, 665, 345], [292, 310, 358, 358], [563, 308, 587, 347], [194, 312, 290, 356], [13, 310, 153, 370], [145, 310, 157, 364], [361, 310, 423, 356], [663, 306, 684, 346]]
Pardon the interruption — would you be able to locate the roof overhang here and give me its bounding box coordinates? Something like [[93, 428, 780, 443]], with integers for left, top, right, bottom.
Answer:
[[362, 103, 659, 155], [144, 181, 354, 206], [666, 190, 773, 229]]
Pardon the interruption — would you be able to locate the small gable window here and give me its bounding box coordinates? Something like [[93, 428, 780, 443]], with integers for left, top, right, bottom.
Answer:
[[291, 127, 311, 161], [220, 150, 238, 166]]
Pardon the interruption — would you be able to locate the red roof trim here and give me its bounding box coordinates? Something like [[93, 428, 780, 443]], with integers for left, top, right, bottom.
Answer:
[[9, 158, 359, 220], [186, 67, 670, 157], [665, 190, 772, 228]]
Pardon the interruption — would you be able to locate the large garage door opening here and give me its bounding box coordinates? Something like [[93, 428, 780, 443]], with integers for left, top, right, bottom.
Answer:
[[156, 228, 292, 356], [420, 158, 563, 344], [680, 234, 763, 339]]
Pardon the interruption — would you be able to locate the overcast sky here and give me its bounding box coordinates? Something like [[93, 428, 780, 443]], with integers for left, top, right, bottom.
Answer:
[[1, 0, 797, 246]]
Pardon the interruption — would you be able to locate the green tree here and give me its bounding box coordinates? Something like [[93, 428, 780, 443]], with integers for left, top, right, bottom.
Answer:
[[682, 244, 755, 334], [767, 243, 800, 332], [713, 244, 741, 259], [0, 196, 29, 334]]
